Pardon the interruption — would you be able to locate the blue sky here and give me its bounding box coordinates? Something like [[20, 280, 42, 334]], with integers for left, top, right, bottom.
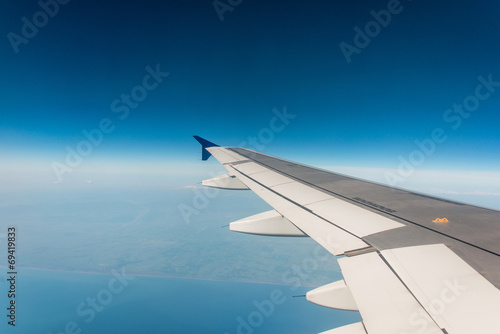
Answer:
[[1, 2, 500, 332], [1, 0, 500, 183]]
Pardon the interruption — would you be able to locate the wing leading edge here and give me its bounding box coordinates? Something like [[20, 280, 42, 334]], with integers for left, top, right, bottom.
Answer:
[[193, 136, 500, 334]]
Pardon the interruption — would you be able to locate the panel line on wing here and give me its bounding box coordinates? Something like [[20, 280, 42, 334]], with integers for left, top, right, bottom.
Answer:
[[227, 148, 500, 258], [338, 251, 445, 334], [381, 244, 500, 334], [230, 161, 404, 239], [225, 165, 369, 255], [229, 165, 367, 243]]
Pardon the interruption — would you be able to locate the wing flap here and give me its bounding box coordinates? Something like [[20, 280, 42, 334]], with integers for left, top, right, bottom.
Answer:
[[339, 252, 443, 334], [306, 280, 358, 311], [306, 198, 404, 238], [229, 210, 306, 236], [381, 244, 500, 334], [226, 155, 404, 239], [270, 181, 333, 205], [225, 160, 268, 174], [225, 163, 369, 255], [320, 322, 367, 334], [193, 139, 500, 334], [248, 170, 295, 187], [202, 173, 249, 189]]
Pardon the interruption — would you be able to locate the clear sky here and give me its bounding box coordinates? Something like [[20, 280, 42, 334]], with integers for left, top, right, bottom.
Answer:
[[1, 0, 500, 186], [1, 2, 500, 332]]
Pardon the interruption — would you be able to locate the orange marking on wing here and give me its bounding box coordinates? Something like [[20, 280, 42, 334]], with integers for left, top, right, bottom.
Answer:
[[432, 218, 449, 223]]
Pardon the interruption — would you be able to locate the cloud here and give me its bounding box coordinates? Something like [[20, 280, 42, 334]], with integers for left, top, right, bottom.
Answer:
[[173, 185, 203, 190], [429, 189, 500, 196]]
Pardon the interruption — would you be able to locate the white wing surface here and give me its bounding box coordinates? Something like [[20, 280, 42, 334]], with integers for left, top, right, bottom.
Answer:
[[193, 136, 500, 334]]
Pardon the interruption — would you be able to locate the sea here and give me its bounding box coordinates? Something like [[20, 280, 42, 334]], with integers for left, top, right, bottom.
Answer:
[[0, 268, 361, 334]]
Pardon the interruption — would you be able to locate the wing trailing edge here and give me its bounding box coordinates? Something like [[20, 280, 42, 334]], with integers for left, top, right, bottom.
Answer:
[[193, 139, 500, 334]]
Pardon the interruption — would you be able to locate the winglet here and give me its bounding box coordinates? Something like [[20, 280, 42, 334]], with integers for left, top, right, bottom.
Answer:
[[193, 136, 219, 161]]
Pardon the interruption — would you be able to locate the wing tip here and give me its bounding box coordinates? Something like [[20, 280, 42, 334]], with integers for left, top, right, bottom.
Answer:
[[193, 136, 219, 160]]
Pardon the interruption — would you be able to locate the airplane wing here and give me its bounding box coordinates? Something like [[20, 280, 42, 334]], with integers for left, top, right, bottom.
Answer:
[[193, 136, 500, 334]]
